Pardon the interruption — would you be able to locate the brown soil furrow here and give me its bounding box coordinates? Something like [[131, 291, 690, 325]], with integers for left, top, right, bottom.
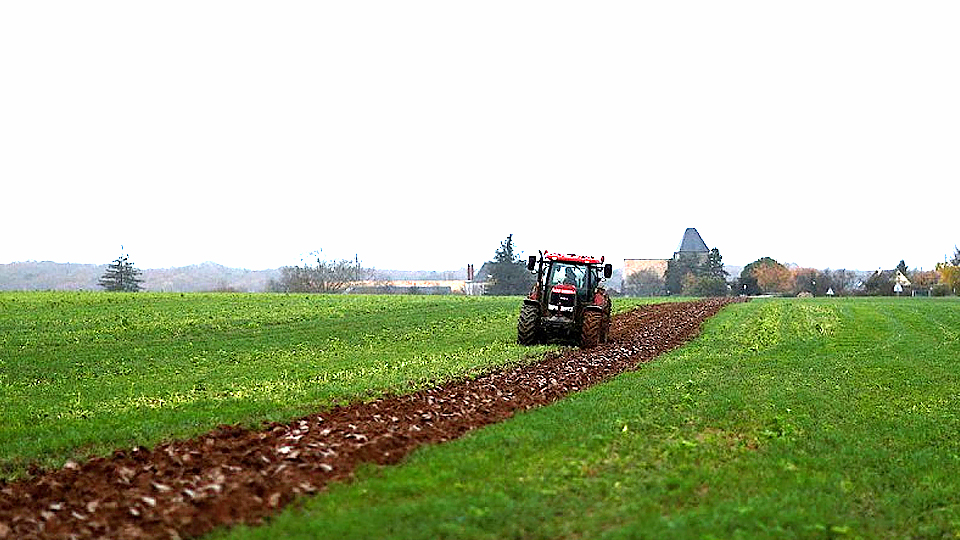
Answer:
[[0, 298, 740, 540]]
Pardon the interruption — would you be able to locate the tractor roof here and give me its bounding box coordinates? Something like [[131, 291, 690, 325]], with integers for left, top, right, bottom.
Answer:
[[544, 252, 604, 265]]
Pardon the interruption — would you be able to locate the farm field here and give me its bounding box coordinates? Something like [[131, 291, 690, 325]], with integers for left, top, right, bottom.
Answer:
[[211, 297, 960, 540], [3, 295, 960, 539], [0, 292, 658, 479]]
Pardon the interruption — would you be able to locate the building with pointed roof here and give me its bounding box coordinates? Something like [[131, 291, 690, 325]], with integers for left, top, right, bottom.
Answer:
[[624, 228, 712, 293], [674, 227, 710, 264]]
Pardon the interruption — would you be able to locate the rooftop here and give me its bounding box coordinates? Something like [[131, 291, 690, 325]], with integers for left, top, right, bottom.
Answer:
[[678, 228, 709, 253]]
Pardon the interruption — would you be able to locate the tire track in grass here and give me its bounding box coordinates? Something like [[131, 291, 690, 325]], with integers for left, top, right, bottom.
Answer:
[[0, 298, 741, 540]]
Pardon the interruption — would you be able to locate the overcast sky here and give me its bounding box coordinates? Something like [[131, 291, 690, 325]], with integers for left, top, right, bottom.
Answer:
[[2, 2, 958, 272]]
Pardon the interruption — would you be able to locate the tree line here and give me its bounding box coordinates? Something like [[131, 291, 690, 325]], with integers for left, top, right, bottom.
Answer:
[[94, 241, 960, 297], [624, 246, 960, 297]]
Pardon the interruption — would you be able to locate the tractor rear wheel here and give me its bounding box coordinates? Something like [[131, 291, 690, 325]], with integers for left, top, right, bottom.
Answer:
[[601, 295, 612, 343], [517, 303, 540, 345], [581, 310, 602, 348]]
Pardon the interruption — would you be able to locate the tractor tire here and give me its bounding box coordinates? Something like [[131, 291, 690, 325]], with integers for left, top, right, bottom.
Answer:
[[581, 310, 603, 349], [517, 304, 540, 345], [601, 295, 612, 343]]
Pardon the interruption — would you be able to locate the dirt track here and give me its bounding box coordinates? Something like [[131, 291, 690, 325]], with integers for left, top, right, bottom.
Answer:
[[0, 298, 740, 540]]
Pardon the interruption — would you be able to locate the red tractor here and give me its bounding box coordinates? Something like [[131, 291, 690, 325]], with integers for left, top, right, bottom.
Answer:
[[517, 251, 613, 348]]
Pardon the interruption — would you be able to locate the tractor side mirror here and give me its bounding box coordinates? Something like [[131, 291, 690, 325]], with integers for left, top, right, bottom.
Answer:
[[603, 264, 613, 279], [527, 255, 537, 272]]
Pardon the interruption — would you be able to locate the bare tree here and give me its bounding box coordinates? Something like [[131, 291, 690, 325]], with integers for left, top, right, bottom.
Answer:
[[268, 252, 373, 293], [824, 268, 864, 296]]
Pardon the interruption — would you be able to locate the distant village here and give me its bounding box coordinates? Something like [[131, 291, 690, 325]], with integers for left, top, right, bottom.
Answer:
[[2, 227, 957, 296], [344, 227, 953, 298]]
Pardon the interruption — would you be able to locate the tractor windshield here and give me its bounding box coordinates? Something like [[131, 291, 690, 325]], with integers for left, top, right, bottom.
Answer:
[[547, 263, 586, 291]]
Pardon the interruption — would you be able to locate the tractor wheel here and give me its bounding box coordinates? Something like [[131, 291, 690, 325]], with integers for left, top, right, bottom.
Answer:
[[581, 310, 603, 348], [517, 304, 540, 345], [601, 295, 612, 343]]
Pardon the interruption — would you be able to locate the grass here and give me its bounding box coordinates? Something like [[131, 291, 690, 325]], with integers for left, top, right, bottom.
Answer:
[[209, 297, 960, 540], [0, 292, 657, 478]]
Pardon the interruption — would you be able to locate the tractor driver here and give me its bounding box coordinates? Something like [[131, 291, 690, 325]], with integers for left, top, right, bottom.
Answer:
[[559, 266, 582, 288]]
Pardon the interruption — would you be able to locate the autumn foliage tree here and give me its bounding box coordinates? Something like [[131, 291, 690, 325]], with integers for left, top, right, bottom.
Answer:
[[740, 257, 792, 295], [928, 246, 960, 296], [755, 263, 793, 295], [912, 269, 940, 291], [937, 262, 960, 295]]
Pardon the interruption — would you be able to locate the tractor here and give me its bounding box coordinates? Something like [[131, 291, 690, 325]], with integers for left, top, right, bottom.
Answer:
[[517, 251, 613, 348]]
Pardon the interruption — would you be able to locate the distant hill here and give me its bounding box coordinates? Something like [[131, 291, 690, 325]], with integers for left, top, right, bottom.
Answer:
[[0, 262, 471, 293], [0, 261, 281, 292]]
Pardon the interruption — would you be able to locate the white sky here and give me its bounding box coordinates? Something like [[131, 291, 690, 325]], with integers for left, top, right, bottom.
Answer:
[[2, 2, 958, 272]]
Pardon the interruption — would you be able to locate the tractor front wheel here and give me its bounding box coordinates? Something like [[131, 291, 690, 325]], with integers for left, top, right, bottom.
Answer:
[[581, 310, 603, 348], [517, 303, 540, 345]]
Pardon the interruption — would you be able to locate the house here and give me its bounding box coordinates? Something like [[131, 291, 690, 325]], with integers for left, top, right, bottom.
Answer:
[[864, 269, 914, 296], [624, 227, 711, 281]]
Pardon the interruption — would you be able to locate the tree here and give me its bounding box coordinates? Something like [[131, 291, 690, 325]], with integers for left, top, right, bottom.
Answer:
[[485, 234, 535, 296], [665, 253, 701, 295], [864, 270, 894, 296], [823, 268, 859, 296], [268, 252, 371, 293], [936, 262, 960, 296], [792, 268, 827, 296], [756, 264, 793, 295], [896, 260, 909, 276], [912, 269, 940, 291], [740, 257, 792, 295], [951, 246, 960, 266], [664, 248, 729, 297], [706, 248, 728, 279], [664, 257, 683, 296], [683, 274, 727, 296], [98, 253, 143, 292], [624, 269, 665, 296], [737, 267, 761, 296]]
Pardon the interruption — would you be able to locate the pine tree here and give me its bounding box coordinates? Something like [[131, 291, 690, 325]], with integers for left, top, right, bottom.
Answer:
[[98, 254, 143, 292], [485, 234, 534, 296], [706, 248, 728, 279]]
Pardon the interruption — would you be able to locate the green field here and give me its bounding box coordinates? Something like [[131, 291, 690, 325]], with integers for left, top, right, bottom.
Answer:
[[0, 292, 654, 478], [211, 297, 960, 540], [4, 294, 960, 538]]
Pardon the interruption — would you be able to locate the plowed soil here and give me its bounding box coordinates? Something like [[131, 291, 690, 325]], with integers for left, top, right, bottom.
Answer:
[[0, 298, 740, 540]]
